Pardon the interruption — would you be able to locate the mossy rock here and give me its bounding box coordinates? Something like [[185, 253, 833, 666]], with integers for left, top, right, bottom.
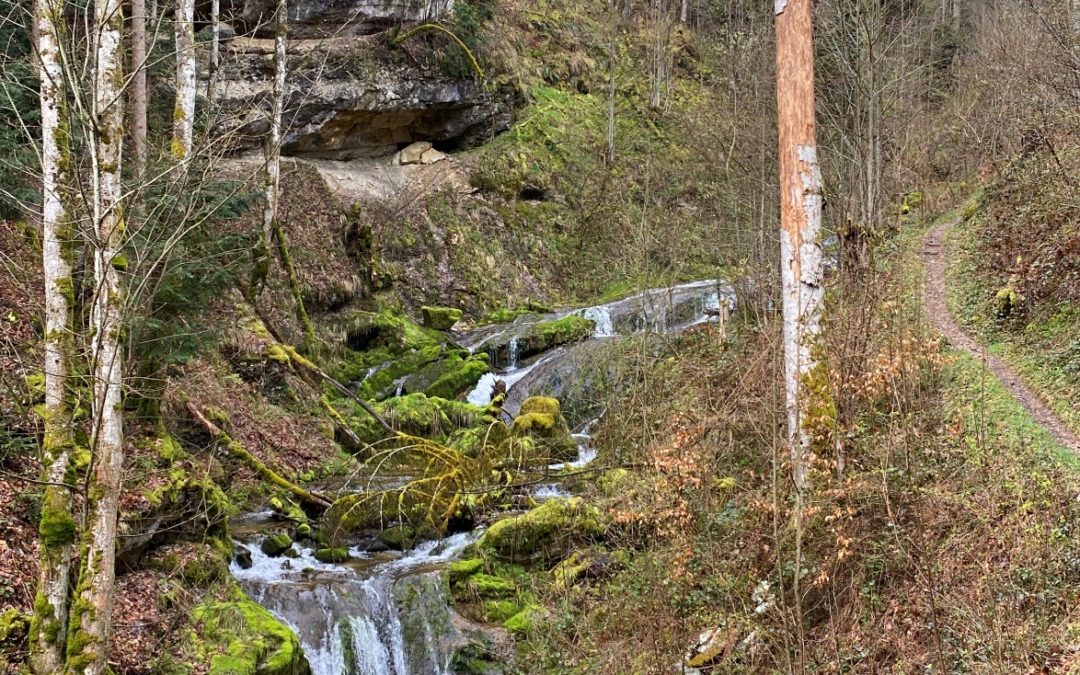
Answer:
[[551, 547, 628, 588], [479, 497, 605, 564], [479, 599, 522, 623], [261, 533, 294, 557], [503, 605, 542, 636], [486, 315, 595, 366], [511, 397, 578, 461], [192, 598, 310, 675], [320, 491, 427, 545], [422, 305, 464, 331], [424, 354, 490, 400], [0, 608, 28, 648], [378, 524, 417, 550], [448, 557, 485, 583], [461, 573, 516, 598], [313, 547, 349, 563]]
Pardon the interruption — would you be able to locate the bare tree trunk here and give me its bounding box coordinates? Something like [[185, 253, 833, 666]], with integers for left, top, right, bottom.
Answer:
[[209, 0, 220, 97], [775, 0, 824, 491], [263, 0, 287, 260], [67, 0, 126, 669], [172, 0, 196, 159], [29, 2, 76, 671], [606, 0, 617, 164], [1072, 0, 1080, 35], [680, 0, 690, 24], [131, 0, 148, 176]]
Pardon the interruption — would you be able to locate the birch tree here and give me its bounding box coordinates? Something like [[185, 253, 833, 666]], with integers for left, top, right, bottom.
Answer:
[[775, 0, 824, 491], [263, 0, 286, 262], [67, 0, 126, 668], [172, 0, 195, 159], [131, 0, 148, 175], [29, 1, 76, 670], [209, 0, 220, 95]]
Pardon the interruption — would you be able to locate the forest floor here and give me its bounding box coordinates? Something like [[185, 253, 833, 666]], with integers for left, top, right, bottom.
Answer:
[[922, 218, 1080, 454]]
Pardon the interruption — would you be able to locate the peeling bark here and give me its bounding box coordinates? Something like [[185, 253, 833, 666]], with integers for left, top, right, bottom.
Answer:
[[30, 1, 75, 671], [775, 0, 824, 491]]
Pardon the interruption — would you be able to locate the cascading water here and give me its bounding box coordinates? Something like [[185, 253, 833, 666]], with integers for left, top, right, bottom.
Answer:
[[231, 532, 479, 675], [231, 280, 734, 673]]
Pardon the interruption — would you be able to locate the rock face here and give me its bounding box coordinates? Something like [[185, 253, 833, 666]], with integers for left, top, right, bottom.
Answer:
[[222, 0, 454, 39], [208, 25, 514, 158]]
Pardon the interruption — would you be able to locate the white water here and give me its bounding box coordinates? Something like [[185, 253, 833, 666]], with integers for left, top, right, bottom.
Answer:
[[231, 531, 479, 675], [532, 483, 572, 500]]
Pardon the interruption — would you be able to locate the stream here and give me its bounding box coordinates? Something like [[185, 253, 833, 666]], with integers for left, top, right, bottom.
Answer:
[[229, 279, 734, 675]]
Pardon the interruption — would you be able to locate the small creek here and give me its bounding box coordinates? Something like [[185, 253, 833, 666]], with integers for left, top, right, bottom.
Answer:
[[229, 279, 733, 675]]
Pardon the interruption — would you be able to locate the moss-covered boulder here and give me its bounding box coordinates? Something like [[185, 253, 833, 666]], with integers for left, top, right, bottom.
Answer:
[[551, 547, 628, 588], [422, 306, 464, 331], [461, 573, 516, 598], [191, 598, 310, 675], [378, 524, 417, 550], [260, 533, 294, 557], [313, 547, 349, 563], [145, 542, 230, 587], [485, 314, 595, 366], [448, 557, 484, 583], [511, 397, 578, 461], [478, 497, 604, 564]]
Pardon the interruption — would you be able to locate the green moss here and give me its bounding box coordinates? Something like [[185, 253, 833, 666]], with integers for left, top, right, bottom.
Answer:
[[502, 605, 541, 636], [378, 524, 417, 550], [510, 397, 578, 461], [23, 371, 45, 399], [110, 252, 128, 271], [38, 500, 77, 549], [264, 344, 291, 364], [193, 598, 306, 675], [0, 608, 28, 645], [462, 573, 516, 597], [421, 305, 464, 330], [146, 543, 229, 587], [425, 355, 490, 400], [340, 393, 486, 445], [479, 497, 604, 563], [260, 533, 293, 557], [313, 547, 349, 563], [448, 557, 484, 583], [479, 599, 521, 622]]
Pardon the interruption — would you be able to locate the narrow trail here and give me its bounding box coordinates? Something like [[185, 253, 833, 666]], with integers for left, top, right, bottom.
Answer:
[[922, 220, 1080, 455]]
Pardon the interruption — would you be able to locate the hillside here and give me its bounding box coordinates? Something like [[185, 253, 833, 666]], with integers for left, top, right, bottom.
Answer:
[[2, 0, 1080, 673]]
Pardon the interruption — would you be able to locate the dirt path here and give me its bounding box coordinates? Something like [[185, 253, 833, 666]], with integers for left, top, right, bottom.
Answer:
[[922, 221, 1080, 455]]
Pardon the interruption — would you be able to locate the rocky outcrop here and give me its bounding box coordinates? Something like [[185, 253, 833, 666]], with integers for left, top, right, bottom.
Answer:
[[209, 31, 514, 158], [220, 0, 454, 39]]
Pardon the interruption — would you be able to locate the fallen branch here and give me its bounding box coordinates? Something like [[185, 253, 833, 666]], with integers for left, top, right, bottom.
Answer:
[[185, 400, 332, 509]]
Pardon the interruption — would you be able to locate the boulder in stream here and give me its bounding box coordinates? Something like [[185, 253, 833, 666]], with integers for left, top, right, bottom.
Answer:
[[511, 396, 578, 461], [478, 497, 604, 564]]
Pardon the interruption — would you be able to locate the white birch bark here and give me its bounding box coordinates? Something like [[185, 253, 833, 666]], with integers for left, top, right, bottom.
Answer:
[[172, 0, 196, 159], [775, 0, 824, 491], [131, 0, 148, 176], [209, 0, 220, 97], [30, 1, 75, 670], [263, 0, 287, 251], [68, 0, 126, 669]]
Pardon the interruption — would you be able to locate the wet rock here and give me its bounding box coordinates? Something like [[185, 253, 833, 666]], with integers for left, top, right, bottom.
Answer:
[[378, 524, 417, 550], [225, 0, 455, 39], [313, 547, 349, 563], [261, 532, 294, 557], [234, 546, 254, 570]]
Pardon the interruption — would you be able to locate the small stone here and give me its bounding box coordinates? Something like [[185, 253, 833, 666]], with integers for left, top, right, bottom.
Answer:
[[398, 141, 433, 165]]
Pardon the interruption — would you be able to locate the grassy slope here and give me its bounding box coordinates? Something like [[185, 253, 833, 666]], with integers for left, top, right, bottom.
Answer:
[[505, 210, 1080, 673]]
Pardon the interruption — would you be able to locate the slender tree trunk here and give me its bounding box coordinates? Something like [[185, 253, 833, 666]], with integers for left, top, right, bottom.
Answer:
[[67, 0, 126, 669], [209, 0, 220, 97], [606, 0, 617, 164], [263, 0, 287, 259], [775, 0, 824, 490], [131, 0, 148, 176], [30, 1, 76, 671], [172, 0, 196, 159], [680, 0, 689, 24], [1072, 0, 1080, 35]]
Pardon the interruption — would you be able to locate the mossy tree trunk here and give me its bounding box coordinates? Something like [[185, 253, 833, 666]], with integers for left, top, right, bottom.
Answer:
[[67, 0, 126, 670], [30, 1, 76, 672], [172, 0, 195, 160]]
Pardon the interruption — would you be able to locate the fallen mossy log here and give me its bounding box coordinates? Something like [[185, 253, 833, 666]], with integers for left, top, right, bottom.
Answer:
[[185, 400, 332, 509]]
